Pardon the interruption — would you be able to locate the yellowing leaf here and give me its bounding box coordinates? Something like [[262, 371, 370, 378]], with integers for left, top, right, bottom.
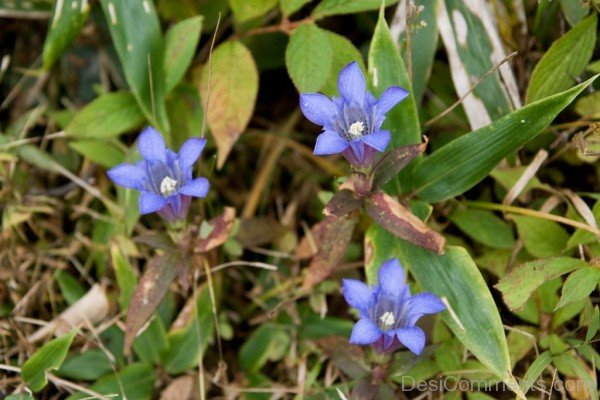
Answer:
[[201, 41, 258, 168]]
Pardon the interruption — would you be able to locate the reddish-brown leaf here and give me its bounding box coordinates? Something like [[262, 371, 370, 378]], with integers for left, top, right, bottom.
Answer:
[[365, 192, 446, 254], [324, 189, 363, 217], [124, 252, 186, 353], [372, 139, 427, 189], [301, 214, 358, 289], [195, 207, 236, 253]]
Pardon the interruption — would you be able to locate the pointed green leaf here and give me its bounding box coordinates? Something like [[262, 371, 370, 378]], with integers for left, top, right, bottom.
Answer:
[[22, 330, 77, 392], [527, 13, 597, 103], [285, 23, 332, 92], [42, 0, 90, 69], [412, 76, 597, 203], [312, 0, 398, 18], [556, 267, 600, 309], [164, 16, 203, 92]]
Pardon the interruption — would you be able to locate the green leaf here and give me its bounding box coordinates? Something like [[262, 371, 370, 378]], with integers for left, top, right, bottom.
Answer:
[[286, 23, 332, 93], [368, 8, 421, 193], [163, 16, 202, 93], [162, 285, 215, 374], [312, 0, 398, 18], [575, 91, 600, 119], [42, 0, 90, 69], [412, 76, 597, 203], [448, 209, 515, 249], [320, 30, 365, 97], [200, 40, 258, 168], [167, 83, 204, 149], [110, 245, 137, 310], [526, 13, 597, 103], [560, 0, 590, 26], [68, 139, 125, 168], [556, 267, 600, 309], [132, 317, 168, 365], [99, 0, 169, 134], [65, 92, 145, 138], [65, 363, 156, 400], [53, 270, 86, 305], [519, 351, 552, 394], [21, 330, 77, 392], [554, 353, 599, 400], [229, 0, 278, 23], [365, 225, 523, 397], [279, 0, 311, 16], [586, 306, 599, 342], [512, 216, 569, 258], [239, 323, 291, 372], [57, 349, 113, 381], [495, 257, 586, 310]]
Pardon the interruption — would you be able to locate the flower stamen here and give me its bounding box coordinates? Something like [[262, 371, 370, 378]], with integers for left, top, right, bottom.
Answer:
[[379, 311, 396, 329], [160, 176, 178, 197], [348, 121, 365, 140]]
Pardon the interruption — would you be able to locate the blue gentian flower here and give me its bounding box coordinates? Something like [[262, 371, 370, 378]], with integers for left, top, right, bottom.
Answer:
[[107, 127, 209, 221], [342, 258, 445, 355], [299, 61, 409, 169]]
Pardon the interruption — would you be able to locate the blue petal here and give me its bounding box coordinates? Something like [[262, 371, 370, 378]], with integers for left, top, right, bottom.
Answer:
[[178, 137, 206, 169], [338, 61, 366, 104], [342, 279, 373, 313], [376, 86, 409, 114], [378, 258, 406, 299], [395, 327, 426, 355], [349, 318, 382, 345], [138, 126, 166, 162], [348, 140, 365, 164], [139, 191, 168, 214], [362, 130, 391, 152], [179, 177, 209, 198], [299, 93, 338, 126], [107, 164, 146, 190], [406, 292, 446, 326], [314, 131, 349, 155]]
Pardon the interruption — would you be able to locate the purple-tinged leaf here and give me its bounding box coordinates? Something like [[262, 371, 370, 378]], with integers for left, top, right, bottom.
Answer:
[[134, 232, 175, 250], [124, 252, 187, 353], [365, 192, 446, 254], [195, 207, 236, 253], [324, 189, 363, 217], [300, 214, 358, 289], [372, 140, 427, 189]]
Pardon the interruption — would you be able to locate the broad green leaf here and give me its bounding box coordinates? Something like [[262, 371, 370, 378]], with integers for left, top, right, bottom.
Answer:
[[311, 0, 398, 18], [560, 0, 590, 26], [200, 40, 258, 168], [448, 208, 515, 249], [527, 13, 597, 103], [57, 349, 113, 381], [412, 76, 597, 203], [397, 0, 439, 104], [495, 257, 587, 310], [368, 9, 420, 193], [42, 0, 90, 69], [519, 351, 552, 394], [320, 30, 365, 97], [279, 0, 311, 16], [99, 0, 169, 134], [437, 0, 518, 129], [21, 330, 77, 392], [229, 0, 277, 23], [65, 363, 156, 400], [285, 23, 332, 92], [239, 323, 291, 372], [164, 16, 203, 92], [512, 216, 569, 258], [556, 267, 600, 309], [64, 92, 145, 138], [365, 225, 523, 397], [68, 139, 125, 168], [132, 317, 168, 365], [162, 285, 215, 374]]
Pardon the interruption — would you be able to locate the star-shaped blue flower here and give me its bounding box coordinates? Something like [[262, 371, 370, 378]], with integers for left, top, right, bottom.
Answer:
[[107, 127, 209, 221], [299, 61, 409, 169], [342, 258, 445, 355]]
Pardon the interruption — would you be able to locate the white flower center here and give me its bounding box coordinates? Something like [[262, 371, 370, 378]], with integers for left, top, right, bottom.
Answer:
[[160, 176, 178, 196], [380, 311, 396, 328], [348, 121, 365, 139]]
